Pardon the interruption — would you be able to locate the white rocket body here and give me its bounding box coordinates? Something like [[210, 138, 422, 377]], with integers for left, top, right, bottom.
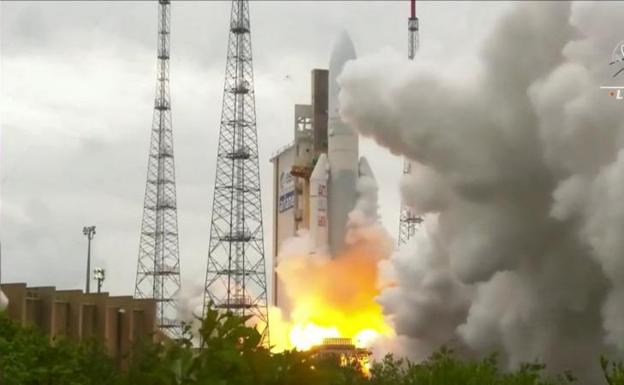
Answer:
[[309, 153, 329, 255], [305, 31, 376, 257], [327, 31, 360, 256]]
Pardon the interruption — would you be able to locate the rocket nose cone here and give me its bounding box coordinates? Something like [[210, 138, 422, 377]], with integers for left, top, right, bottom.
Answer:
[[310, 153, 329, 180], [330, 30, 357, 71], [329, 30, 357, 119]]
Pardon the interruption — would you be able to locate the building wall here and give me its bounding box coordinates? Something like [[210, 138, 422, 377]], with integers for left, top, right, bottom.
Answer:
[[272, 145, 296, 309], [0, 283, 157, 368], [271, 68, 329, 312]]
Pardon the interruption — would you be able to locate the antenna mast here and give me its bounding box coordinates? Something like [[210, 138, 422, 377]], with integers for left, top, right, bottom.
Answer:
[[398, 0, 423, 245], [203, 0, 270, 345], [134, 0, 182, 337]]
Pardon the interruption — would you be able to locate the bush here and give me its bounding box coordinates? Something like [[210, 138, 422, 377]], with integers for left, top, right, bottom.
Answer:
[[368, 348, 575, 385], [0, 309, 621, 385], [0, 312, 117, 385]]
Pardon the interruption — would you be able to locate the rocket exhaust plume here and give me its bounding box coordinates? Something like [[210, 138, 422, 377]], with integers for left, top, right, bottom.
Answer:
[[271, 163, 395, 352], [337, 1, 624, 381]]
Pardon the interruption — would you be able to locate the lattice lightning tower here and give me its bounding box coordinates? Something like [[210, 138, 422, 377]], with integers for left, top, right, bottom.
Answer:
[[203, 0, 270, 345], [134, 0, 182, 336], [398, 0, 423, 245]]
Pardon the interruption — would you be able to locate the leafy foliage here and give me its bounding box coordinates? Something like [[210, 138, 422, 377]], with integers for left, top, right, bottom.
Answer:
[[0, 311, 117, 385], [0, 309, 621, 385], [602, 356, 624, 385], [368, 348, 575, 385]]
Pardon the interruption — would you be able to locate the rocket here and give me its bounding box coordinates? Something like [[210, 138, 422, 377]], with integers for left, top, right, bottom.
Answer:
[[309, 153, 329, 255], [309, 31, 375, 257]]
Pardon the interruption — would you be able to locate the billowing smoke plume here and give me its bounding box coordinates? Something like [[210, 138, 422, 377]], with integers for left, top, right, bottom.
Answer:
[[176, 284, 205, 335], [339, 1, 624, 380]]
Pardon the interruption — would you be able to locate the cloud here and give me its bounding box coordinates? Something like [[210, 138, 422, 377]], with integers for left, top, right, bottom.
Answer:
[[339, 1, 624, 381]]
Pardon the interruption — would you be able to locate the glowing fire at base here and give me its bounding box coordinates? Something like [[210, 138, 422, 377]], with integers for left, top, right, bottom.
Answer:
[[269, 227, 395, 354], [270, 312, 392, 353], [286, 323, 383, 351], [289, 323, 339, 351]]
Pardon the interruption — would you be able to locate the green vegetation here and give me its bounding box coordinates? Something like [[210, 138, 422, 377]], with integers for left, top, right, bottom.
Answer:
[[0, 310, 116, 385], [1, 308, 623, 385]]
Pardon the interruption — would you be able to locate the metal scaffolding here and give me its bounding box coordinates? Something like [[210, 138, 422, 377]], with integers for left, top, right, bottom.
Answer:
[[203, 0, 270, 346], [134, 0, 182, 337], [398, 0, 423, 246]]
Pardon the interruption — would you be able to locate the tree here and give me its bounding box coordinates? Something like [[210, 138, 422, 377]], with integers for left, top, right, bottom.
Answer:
[[0, 312, 117, 385], [1, 308, 622, 385]]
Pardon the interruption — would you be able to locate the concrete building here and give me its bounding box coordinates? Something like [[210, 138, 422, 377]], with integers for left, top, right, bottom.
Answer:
[[1, 282, 160, 368], [271, 68, 328, 308]]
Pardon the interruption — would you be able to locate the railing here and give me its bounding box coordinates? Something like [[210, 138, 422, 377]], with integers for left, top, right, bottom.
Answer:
[[270, 141, 294, 160], [230, 20, 250, 34], [219, 230, 252, 242]]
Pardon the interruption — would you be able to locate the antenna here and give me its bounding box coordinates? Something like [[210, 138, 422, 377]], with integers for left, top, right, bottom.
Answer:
[[134, 0, 182, 337], [203, 0, 270, 346], [398, 0, 423, 245]]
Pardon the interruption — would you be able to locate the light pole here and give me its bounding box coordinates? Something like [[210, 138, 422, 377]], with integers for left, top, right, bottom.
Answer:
[[93, 267, 105, 293], [83, 226, 96, 293]]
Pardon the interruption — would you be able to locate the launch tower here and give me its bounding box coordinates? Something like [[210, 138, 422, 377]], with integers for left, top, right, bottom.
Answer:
[[134, 0, 182, 336], [398, 0, 423, 245], [203, 0, 270, 345]]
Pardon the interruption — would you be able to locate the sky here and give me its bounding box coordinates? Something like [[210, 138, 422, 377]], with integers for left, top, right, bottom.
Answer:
[[0, 1, 513, 296]]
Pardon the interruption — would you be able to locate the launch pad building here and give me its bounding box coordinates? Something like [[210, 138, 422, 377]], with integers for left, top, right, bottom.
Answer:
[[270, 68, 328, 307], [270, 32, 374, 309]]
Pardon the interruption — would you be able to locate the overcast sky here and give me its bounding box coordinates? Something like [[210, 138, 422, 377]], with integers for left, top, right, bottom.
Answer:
[[0, 1, 513, 296]]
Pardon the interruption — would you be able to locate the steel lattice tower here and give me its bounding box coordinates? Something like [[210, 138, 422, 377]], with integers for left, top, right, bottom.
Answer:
[[203, 0, 269, 345], [398, 0, 423, 245], [134, 0, 181, 336]]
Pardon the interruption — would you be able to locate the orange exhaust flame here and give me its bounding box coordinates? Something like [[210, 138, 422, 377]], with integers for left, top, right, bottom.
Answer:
[[270, 226, 395, 353]]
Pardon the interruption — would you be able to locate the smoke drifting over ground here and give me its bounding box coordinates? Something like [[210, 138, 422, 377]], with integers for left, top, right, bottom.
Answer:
[[339, 1, 624, 380]]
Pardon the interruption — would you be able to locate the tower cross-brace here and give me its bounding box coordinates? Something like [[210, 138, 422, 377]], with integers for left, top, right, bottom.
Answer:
[[203, 0, 270, 345], [398, 0, 423, 245], [134, 0, 182, 336]]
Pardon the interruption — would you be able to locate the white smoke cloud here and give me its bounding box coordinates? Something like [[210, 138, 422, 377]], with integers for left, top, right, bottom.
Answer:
[[339, 1, 624, 381], [176, 283, 205, 336], [0, 289, 8, 310]]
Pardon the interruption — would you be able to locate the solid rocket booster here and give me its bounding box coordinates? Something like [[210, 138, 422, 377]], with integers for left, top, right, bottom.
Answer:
[[309, 153, 329, 254], [327, 31, 359, 256], [356, 156, 378, 221], [358, 157, 375, 181]]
